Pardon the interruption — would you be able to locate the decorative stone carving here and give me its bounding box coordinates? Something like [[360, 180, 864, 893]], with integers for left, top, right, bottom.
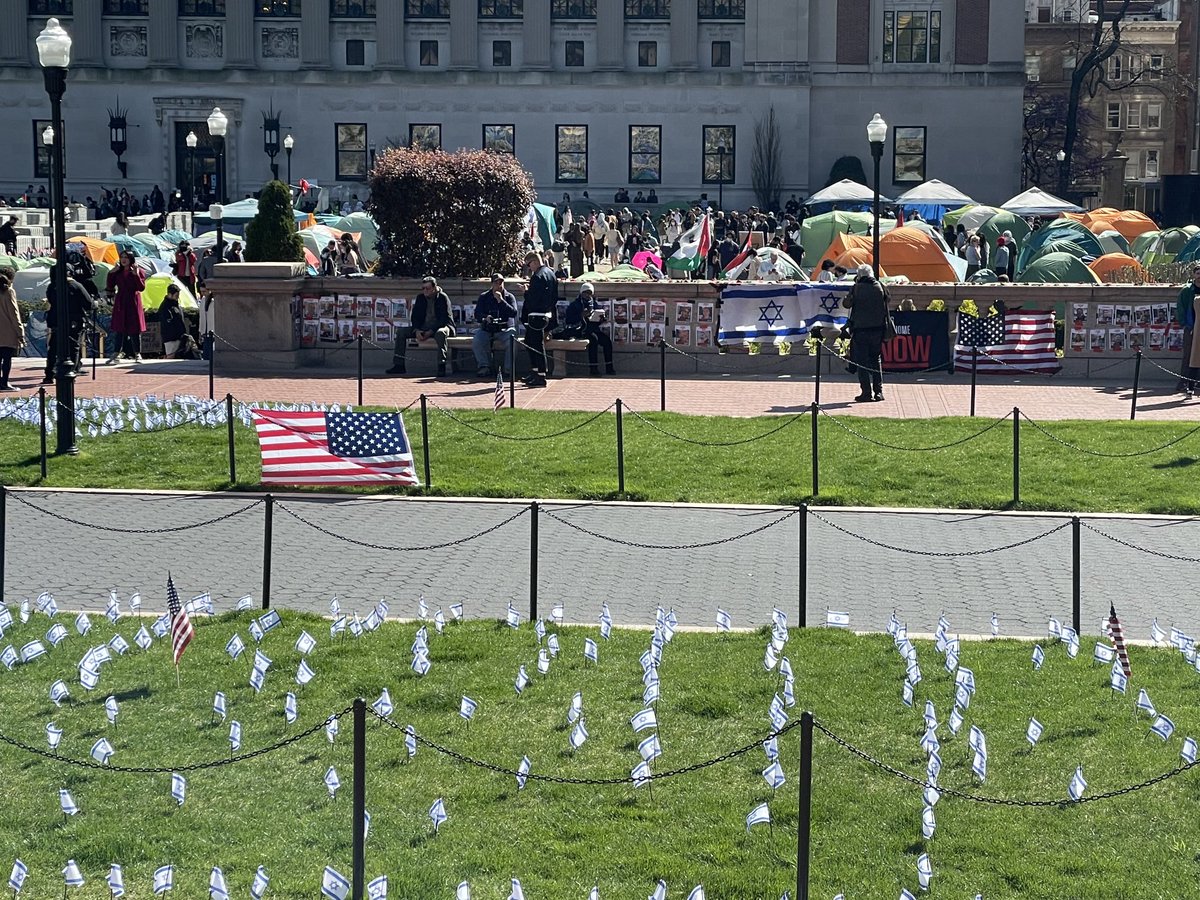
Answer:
[[261, 27, 299, 59], [186, 24, 223, 59], [110, 26, 148, 58]]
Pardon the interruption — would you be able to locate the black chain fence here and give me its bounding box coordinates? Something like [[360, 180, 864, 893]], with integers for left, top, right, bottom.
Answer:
[[8, 491, 264, 534], [624, 404, 809, 447], [276, 500, 530, 552], [542, 506, 798, 550], [808, 509, 1071, 557]]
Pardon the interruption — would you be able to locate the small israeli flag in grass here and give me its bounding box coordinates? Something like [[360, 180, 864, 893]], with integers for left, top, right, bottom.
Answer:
[[991, 612, 999, 636], [46, 722, 62, 750], [91, 738, 114, 764], [63, 860, 84, 888], [367, 875, 387, 900], [108, 863, 125, 897], [253, 649, 272, 673], [236, 595, 253, 611], [105, 695, 119, 725], [19, 600, 29, 623], [20, 641, 46, 663], [0, 646, 15, 670], [515, 665, 529, 695], [954, 683, 970, 710], [80, 665, 100, 691], [1182, 737, 1198, 764], [213, 692, 227, 720], [46, 623, 68, 647], [259, 610, 281, 632], [1065, 629, 1080, 660], [746, 802, 770, 831], [687, 887, 706, 900], [434, 610, 446, 634], [1110, 664, 1128, 694], [921, 805, 936, 840], [321, 867, 350, 900], [1027, 718, 1044, 747], [1151, 714, 1176, 741], [826, 610, 850, 628], [75, 612, 91, 635], [779, 657, 794, 680], [1047, 618, 1061, 639], [152, 614, 169, 638], [134, 626, 152, 651], [450, 602, 464, 621], [9, 860, 26, 892], [547, 634, 560, 658], [209, 867, 229, 900], [584, 638, 598, 664], [900, 889, 916, 900], [551, 602, 565, 623], [764, 643, 779, 671], [589, 886, 599, 900], [568, 691, 583, 724], [509, 878, 526, 900], [456, 882, 471, 900], [297, 660, 316, 686], [250, 866, 269, 900], [905, 661, 921, 686], [1151, 618, 1166, 644], [249, 666, 265, 694], [769, 696, 788, 730], [516, 755, 531, 790], [60, 788, 80, 815], [295, 631, 317, 655], [901, 681, 914, 708], [249, 620, 264, 643], [639, 733, 662, 762], [643, 679, 660, 707], [969, 725, 986, 753], [917, 853, 933, 890], [506, 603, 520, 629], [330, 617, 346, 638], [285, 692, 298, 724], [429, 797, 448, 832], [229, 721, 242, 752], [459, 696, 478, 721], [631, 760, 652, 787], [716, 609, 731, 632], [650, 879, 667, 900], [631, 708, 657, 732], [1093, 643, 1115, 665], [538, 649, 550, 675], [109, 635, 129, 656], [570, 718, 588, 749], [920, 729, 939, 757], [225, 634, 245, 661], [324, 766, 341, 798], [923, 786, 940, 807], [50, 680, 70, 706], [405, 725, 417, 759], [600, 618, 612, 641], [373, 689, 394, 717], [417, 597, 428, 620], [1137, 689, 1156, 716], [972, 749, 987, 782], [1032, 645, 1045, 670], [327, 718, 340, 744], [363, 610, 382, 633], [927, 750, 942, 783], [1068, 765, 1087, 801], [763, 736, 779, 762], [763, 760, 786, 789]]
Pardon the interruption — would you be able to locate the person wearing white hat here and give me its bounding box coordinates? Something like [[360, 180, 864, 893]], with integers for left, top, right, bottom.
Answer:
[[560, 282, 614, 377], [842, 263, 890, 402]]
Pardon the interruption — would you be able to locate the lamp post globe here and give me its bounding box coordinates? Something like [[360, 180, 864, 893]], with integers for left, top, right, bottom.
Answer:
[[283, 133, 294, 190], [37, 17, 77, 456], [207, 106, 229, 204], [1056, 149, 1069, 198], [866, 113, 888, 279]]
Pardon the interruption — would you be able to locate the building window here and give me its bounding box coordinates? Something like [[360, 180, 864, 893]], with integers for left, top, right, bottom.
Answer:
[[556, 125, 588, 182], [552, 0, 595, 17], [1125, 150, 1140, 182], [1025, 53, 1040, 82], [1060, 6, 1073, 21], [30, 1, 74, 12], [492, 40, 511, 66], [1149, 53, 1164, 80], [479, 0, 522, 15], [1107, 102, 1121, 130], [406, 0, 449, 16], [410, 124, 441, 151], [1035, 0, 1050, 22], [702, 125, 734, 184], [625, 0, 669, 19], [883, 10, 941, 64], [638, 41, 657, 67], [565, 40, 585, 66], [1126, 102, 1141, 129], [1108, 54, 1123, 81], [332, 0, 375, 15], [712, 41, 730, 67], [345, 38, 365, 65], [258, 0, 300, 14], [180, 0, 225, 13], [698, 0, 743, 18], [104, 0, 149, 13], [1145, 149, 1159, 179], [483, 124, 515, 154], [336, 123, 368, 181], [1147, 102, 1162, 130], [419, 39, 439, 65], [629, 126, 661, 184], [1061, 52, 1076, 79], [893, 125, 926, 183]]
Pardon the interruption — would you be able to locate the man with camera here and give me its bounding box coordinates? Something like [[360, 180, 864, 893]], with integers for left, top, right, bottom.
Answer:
[[521, 250, 558, 387], [560, 282, 615, 377], [472, 273, 518, 378]]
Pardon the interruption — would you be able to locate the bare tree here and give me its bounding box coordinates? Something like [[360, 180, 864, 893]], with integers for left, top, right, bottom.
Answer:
[[751, 107, 783, 211]]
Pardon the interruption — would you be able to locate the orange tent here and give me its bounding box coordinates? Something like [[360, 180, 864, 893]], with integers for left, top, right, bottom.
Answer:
[[1088, 252, 1146, 282], [1096, 210, 1157, 241], [65, 235, 119, 265], [832, 247, 886, 278], [878, 226, 958, 282], [817, 232, 873, 272]]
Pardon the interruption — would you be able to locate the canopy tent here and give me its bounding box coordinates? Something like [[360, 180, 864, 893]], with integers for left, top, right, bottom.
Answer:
[[1018, 252, 1101, 283], [720, 246, 806, 281], [800, 210, 876, 261], [1016, 220, 1104, 273], [878, 226, 964, 282], [806, 179, 889, 206], [1094, 229, 1131, 256], [894, 179, 974, 207], [1089, 253, 1146, 282], [975, 210, 1032, 255], [943, 205, 990, 232], [1000, 187, 1083, 216], [142, 273, 198, 311], [65, 236, 119, 265]]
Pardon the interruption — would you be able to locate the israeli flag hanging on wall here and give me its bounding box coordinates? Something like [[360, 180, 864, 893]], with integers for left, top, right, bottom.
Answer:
[[718, 283, 850, 345]]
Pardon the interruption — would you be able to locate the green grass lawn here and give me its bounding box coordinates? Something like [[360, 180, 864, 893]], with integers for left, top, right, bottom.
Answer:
[[0, 611, 1196, 899], [3, 408, 1200, 514]]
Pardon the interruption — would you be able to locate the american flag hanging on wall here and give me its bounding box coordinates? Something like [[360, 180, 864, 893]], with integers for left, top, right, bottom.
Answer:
[[954, 310, 1061, 374]]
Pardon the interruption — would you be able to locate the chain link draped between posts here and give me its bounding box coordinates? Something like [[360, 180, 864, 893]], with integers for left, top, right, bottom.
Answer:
[[812, 718, 1200, 807], [7, 491, 263, 534], [622, 403, 809, 446], [275, 500, 530, 551], [542, 506, 798, 550], [809, 509, 1070, 557], [0, 706, 353, 774], [1020, 411, 1200, 457], [1080, 519, 1200, 563], [429, 398, 615, 441], [818, 407, 1012, 452]]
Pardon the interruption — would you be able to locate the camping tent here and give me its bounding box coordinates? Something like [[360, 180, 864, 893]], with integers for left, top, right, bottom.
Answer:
[[807, 179, 888, 205], [331, 212, 379, 262], [720, 247, 805, 281], [192, 199, 260, 228], [832, 247, 883, 277], [1140, 226, 1198, 267], [943, 205, 1000, 233], [1028, 239, 1096, 264], [816, 232, 873, 271], [800, 210, 876, 261], [66, 236, 119, 265], [876, 226, 964, 282], [142, 273, 198, 311], [1000, 187, 1083, 216], [1093, 229, 1131, 256], [1089, 253, 1145, 282], [975, 210, 1032, 256], [1086, 209, 1157, 241], [1131, 230, 1160, 261], [1016, 220, 1104, 273], [1019, 252, 1100, 283], [588, 264, 651, 282]]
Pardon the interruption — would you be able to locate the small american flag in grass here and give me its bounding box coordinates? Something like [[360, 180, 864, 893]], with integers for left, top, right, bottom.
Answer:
[[495, 371, 505, 412], [1109, 603, 1132, 677], [167, 574, 194, 667]]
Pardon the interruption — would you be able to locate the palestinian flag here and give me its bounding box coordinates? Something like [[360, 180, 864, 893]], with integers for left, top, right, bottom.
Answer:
[[666, 214, 712, 272], [720, 229, 754, 277]]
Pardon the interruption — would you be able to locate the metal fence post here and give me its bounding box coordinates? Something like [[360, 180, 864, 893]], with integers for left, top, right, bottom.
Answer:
[[261, 494, 274, 610], [797, 710, 814, 900], [1130, 349, 1142, 421], [225, 393, 236, 484], [798, 503, 808, 629], [509, 332, 516, 409], [207, 331, 215, 402], [659, 339, 667, 412], [970, 346, 978, 418], [529, 501, 539, 622], [419, 394, 431, 490], [616, 399, 625, 495], [352, 697, 366, 900], [810, 402, 819, 498], [356, 332, 364, 407], [0, 486, 6, 607], [1012, 406, 1020, 505], [38, 387, 47, 479], [813, 334, 822, 407], [1072, 516, 1081, 635]]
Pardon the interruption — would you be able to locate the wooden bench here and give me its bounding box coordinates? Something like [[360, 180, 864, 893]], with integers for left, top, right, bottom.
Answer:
[[411, 335, 592, 376]]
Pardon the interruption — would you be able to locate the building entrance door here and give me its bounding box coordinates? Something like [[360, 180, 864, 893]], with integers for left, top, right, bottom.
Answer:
[[175, 122, 220, 211]]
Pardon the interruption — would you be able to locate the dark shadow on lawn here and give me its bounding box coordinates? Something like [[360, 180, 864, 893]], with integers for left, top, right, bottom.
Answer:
[[1152, 457, 1200, 470]]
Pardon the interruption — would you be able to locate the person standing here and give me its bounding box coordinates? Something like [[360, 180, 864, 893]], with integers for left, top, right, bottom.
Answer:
[[842, 263, 890, 402], [560, 282, 614, 377], [174, 241, 198, 296], [1176, 265, 1200, 396], [0, 216, 18, 255], [388, 275, 454, 377], [472, 273, 517, 378], [521, 250, 558, 387], [0, 271, 23, 390], [105, 251, 146, 363], [566, 223, 585, 278], [45, 261, 95, 381]]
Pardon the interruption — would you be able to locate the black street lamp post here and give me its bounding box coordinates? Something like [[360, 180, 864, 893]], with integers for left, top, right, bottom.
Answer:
[[37, 17, 77, 456], [867, 113, 888, 279], [185, 130, 198, 211], [1057, 149, 1069, 199], [717, 143, 726, 212], [208, 106, 228, 204], [284, 134, 294, 188], [210, 203, 225, 262]]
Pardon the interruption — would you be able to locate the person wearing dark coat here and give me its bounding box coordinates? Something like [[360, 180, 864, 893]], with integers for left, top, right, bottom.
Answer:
[[842, 263, 890, 402], [521, 250, 559, 386], [387, 275, 455, 376], [44, 264, 95, 382], [0, 216, 18, 255], [105, 251, 147, 363], [560, 283, 614, 377]]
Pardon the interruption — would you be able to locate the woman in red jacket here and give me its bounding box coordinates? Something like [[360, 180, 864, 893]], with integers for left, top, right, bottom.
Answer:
[[105, 251, 146, 363]]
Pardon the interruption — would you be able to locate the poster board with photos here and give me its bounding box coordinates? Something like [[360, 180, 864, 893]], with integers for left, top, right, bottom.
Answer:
[[587, 294, 716, 350], [310, 293, 412, 347], [1067, 300, 1183, 358]]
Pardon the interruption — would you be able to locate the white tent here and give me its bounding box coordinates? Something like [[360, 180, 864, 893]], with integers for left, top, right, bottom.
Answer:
[[1000, 187, 1083, 216], [807, 179, 890, 205], [895, 179, 975, 207]]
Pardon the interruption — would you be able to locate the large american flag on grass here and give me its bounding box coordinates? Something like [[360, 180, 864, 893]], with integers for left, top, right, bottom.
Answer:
[[953, 310, 1061, 374], [252, 409, 420, 486]]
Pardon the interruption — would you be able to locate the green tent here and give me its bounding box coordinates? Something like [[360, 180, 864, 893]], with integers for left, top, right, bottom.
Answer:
[[1029, 239, 1095, 263], [531, 203, 558, 250], [800, 210, 875, 261], [0, 255, 29, 271], [1016, 220, 1103, 274], [1019, 252, 1101, 283], [331, 212, 379, 263], [1131, 230, 1160, 261], [975, 210, 1032, 257], [1141, 226, 1197, 267], [1094, 229, 1131, 256], [589, 264, 652, 282]]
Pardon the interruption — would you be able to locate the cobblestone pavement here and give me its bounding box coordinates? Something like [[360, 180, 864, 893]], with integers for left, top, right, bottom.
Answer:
[[5, 489, 1196, 641]]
